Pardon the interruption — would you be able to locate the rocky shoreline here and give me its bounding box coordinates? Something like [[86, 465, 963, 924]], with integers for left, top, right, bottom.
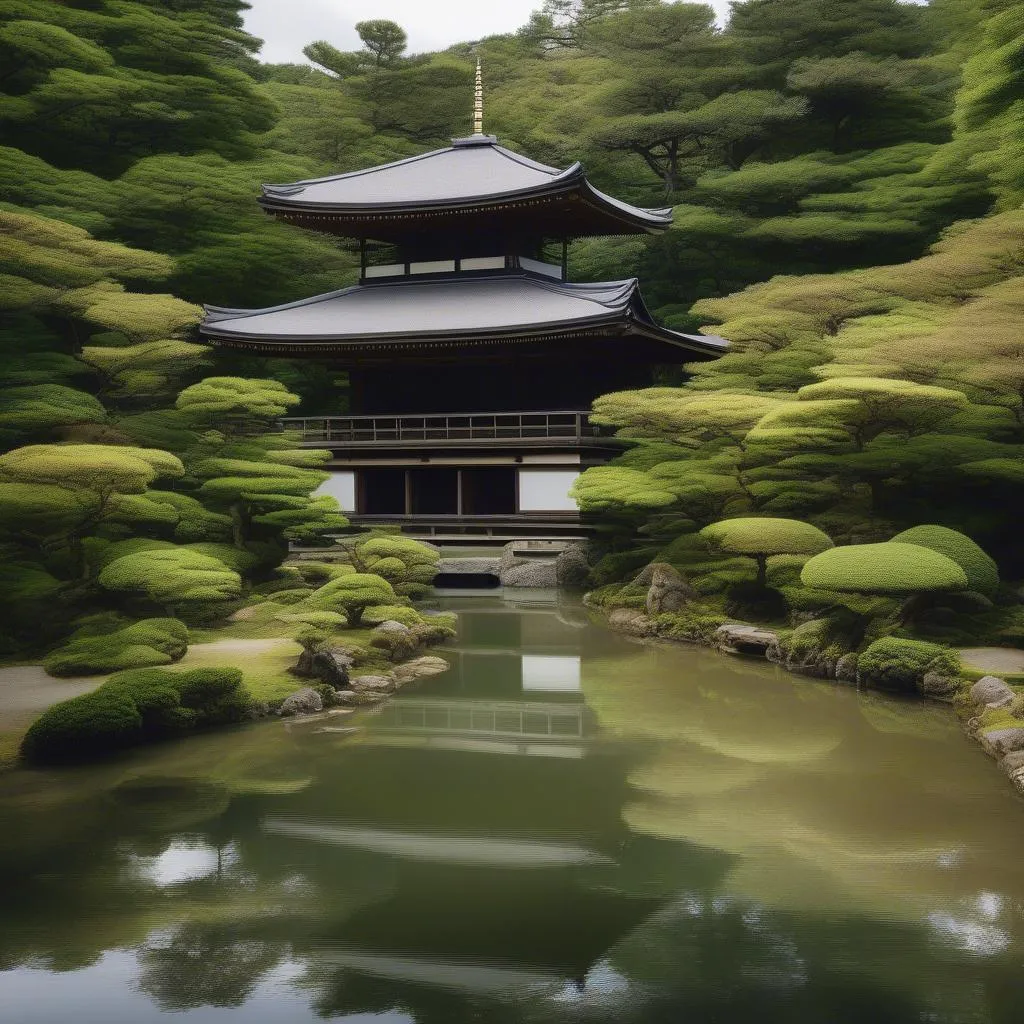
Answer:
[[274, 618, 451, 719], [592, 566, 1024, 798]]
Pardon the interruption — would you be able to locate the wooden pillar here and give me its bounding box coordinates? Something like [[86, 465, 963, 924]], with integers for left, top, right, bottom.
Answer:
[[456, 469, 464, 516], [404, 469, 412, 516]]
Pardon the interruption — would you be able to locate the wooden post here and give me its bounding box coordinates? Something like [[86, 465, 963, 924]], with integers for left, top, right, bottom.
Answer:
[[404, 469, 413, 516], [456, 469, 464, 516]]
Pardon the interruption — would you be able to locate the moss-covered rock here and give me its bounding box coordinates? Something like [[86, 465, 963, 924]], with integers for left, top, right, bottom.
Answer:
[[857, 637, 960, 692]]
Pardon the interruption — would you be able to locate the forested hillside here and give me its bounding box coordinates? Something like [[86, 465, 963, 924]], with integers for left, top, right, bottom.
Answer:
[[1, 0, 1022, 667]]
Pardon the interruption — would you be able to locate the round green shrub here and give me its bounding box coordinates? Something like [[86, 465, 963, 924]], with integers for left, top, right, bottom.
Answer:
[[21, 692, 143, 764], [700, 517, 834, 557], [362, 605, 425, 627], [21, 667, 250, 765], [306, 573, 397, 625], [43, 618, 189, 677], [891, 525, 999, 596], [857, 637, 958, 691], [800, 543, 968, 595]]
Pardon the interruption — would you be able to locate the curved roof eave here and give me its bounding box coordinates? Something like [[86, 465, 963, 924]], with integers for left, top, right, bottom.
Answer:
[[258, 139, 673, 232]]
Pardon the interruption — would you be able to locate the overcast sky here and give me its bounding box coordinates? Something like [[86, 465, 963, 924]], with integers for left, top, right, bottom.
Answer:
[[244, 0, 737, 64]]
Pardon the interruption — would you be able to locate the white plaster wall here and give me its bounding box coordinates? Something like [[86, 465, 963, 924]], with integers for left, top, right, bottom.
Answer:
[[313, 470, 356, 512], [517, 469, 580, 512]]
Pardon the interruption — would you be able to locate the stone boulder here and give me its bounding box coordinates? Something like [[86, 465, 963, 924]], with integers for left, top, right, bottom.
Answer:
[[310, 647, 354, 690], [277, 687, 323, 717], [555, 543, 591, 587], [607, 608, 656, 637], [979, 727, 1024, 756], [835, 653, 859, 682], [350, 673, 397, 694], [970, 675, 1014, 708], [334, 689, 387, 706], [715, 624, 778, 656], [373, 620, 412, 636], [920, 672, 960, 698], [393, 655, 449, 685], [1000, 749, 1024, 772], [644, 563, 694, 616], [500, 558, 558, 588]]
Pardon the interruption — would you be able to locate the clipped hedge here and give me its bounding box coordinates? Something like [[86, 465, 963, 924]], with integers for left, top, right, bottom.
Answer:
[[44, 618, 189, 677], [891, 525, 999, 596], [800, 543, 968, 595], [21, 666, 250, 764], [362, 605, 425, 627], [700, 517, 833, 557], [857, 638, 959, 692]]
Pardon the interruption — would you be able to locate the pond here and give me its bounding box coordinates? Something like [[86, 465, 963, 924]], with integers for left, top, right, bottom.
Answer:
[[1, 590, 1023, 1023]]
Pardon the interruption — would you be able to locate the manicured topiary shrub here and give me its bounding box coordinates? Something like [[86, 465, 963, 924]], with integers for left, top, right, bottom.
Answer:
[[305, 573, 396, 625], [800, 543, 968, 595], [21, 666, 250, 764], [362, 605, 425, 627], [43, 618, 189, 677], [97, 547, 241, 612], [891, 525, 999, 596], [700, 517, 834, 586], [355, 537, 440, 598], [20, 691, 143, 764], [291, 561, 353, 584], [857, 638, 960, 692]]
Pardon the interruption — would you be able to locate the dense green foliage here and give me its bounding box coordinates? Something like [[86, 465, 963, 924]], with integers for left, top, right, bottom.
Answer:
[[306, 573, 398, 626], [800, 543, 969, 595], [891, 524, 1000, 596], [43, 617, 189, 677], [0, 204, 346, 657], [3, 0, 1023, 677], [857, 637, 958, 691], [21, 666, 250, 764]]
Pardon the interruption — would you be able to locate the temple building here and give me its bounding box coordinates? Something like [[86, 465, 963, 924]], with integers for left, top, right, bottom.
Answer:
[[200, 66, 726, 539]]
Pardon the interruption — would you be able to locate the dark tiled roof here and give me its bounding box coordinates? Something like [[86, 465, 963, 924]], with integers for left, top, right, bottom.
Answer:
[[201, 273, 727, 358], [260, 136, 672, 233]]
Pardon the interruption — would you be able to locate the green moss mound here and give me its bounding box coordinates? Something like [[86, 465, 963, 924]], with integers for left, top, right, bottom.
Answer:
[[857, 637, 960, 692], [700, 517, 834, 556], [22, 666, 250, 765], [362, 605, 425, 627], [891, 525, 999, 596], [43, 618, 189, 677], [800, 543, 968, 594]]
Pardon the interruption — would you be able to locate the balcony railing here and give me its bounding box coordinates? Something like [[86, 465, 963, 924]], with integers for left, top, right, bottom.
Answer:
[[281, 410, 599, 446]]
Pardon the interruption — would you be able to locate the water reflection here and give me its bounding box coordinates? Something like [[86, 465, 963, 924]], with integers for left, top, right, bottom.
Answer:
[[0, 591, 1023, 1023]]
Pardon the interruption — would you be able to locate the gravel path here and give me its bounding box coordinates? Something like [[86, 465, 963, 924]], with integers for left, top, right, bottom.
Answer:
[[959, 647, 1024, 674], [0, 666, 103, 729]]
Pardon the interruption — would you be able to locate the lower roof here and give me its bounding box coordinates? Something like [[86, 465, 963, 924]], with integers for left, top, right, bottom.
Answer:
[[201, 273, 728, 361]]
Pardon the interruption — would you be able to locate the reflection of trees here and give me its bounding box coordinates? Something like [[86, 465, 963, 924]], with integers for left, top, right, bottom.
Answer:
[[136, 921, 285, 1010], [2, 608, 1024, 1022]]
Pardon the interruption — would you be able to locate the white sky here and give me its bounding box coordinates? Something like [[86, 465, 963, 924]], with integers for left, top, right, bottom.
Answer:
[[244, 0, 737, 64]]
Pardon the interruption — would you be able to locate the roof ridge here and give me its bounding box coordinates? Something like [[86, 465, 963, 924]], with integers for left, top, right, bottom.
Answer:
[[203, 284, 361, 320]]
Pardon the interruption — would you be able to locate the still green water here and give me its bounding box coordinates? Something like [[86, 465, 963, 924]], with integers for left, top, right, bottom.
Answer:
[[1, 591, 1023, 1023]]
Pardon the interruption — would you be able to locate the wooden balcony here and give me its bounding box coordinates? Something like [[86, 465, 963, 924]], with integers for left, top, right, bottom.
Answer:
[[281, 410, 608, 448], [343, 512, 590, 540]]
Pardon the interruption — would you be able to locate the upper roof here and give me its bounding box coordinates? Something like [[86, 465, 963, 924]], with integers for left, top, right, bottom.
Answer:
[[201, 271, 726, 361], [259, 135, 673, 241]]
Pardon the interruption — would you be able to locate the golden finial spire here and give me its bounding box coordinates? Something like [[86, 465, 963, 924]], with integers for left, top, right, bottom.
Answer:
[[473, 58, 484, 135]]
